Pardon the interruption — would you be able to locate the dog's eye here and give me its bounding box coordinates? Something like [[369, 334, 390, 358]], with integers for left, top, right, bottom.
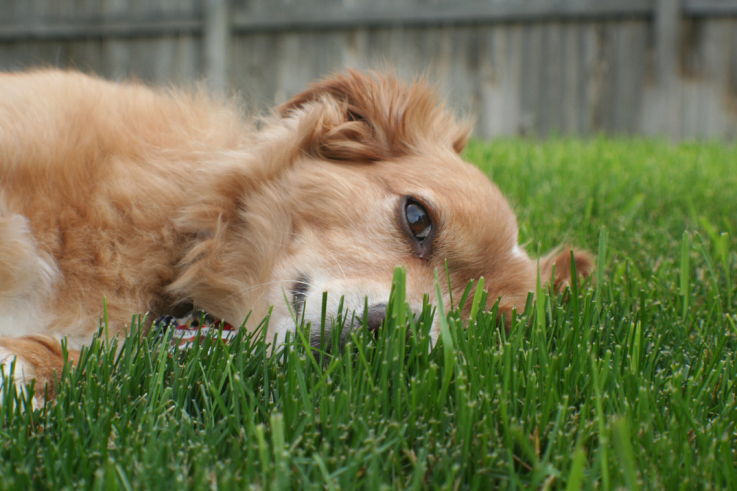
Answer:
[[405, 201, 432, 242]]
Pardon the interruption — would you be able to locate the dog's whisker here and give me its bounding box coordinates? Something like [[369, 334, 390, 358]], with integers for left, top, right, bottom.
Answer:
[[323, 247, 348, 283]]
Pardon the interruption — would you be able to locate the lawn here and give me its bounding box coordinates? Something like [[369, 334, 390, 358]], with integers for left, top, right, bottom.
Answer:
[[1, 138, 735, 490]]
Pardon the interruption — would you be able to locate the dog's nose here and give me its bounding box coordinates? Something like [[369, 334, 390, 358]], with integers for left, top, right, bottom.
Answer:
[[365, 303, 387, 332]]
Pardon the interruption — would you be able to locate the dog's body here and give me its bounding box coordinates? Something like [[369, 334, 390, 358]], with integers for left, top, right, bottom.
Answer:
[[0, 69, 591, 402]]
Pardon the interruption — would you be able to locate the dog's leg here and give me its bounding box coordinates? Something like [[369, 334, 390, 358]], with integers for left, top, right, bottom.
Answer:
[[0, 212, 80, 406], [0, 335, 80, 407], [0, 212, 59, 337]]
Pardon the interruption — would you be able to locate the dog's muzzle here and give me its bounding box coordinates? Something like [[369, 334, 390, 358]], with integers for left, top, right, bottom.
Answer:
[[309, 302, 387, 350]]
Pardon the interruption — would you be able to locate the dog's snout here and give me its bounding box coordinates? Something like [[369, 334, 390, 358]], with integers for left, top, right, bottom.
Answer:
[[365, 303, 387, 332]]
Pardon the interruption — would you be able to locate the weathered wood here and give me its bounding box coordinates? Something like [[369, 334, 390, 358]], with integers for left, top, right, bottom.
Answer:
[[560, 22, 581, 135], [101, 0, 133, 81], [1, 0, 737, 140], [478, 25, 509, 138], [684, 0, 737, 15], [689, 18, 735, 139], [232, 1, 654, 33], [520, 24, 545, 137], [612, 20, 648, 134], [203, 0, 228, 92], [655, 0, 682, 86], [579, 23, 604, 135], [730, 19, 737, 135], [3, 1, 737, 43], [540, 21, 564, 137], [653, 0, 683, 139], [0, 15, 202, 41]]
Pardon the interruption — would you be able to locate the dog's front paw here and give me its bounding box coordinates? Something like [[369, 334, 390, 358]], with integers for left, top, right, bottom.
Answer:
[[540, 247, 594, 292], [0, 347, 41, 410]]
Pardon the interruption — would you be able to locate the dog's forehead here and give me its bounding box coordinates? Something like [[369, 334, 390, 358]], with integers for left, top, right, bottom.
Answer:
[[375, 153, 515, 224]]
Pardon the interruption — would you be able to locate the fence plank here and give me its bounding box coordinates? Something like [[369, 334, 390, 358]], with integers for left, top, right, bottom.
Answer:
[[612, 20, 648, 134], [653, 0, 683, 139], [478, 24, 509, 138], [559, 22, 578, 134], [204, 0, 228, 92], [520, 24, 544, 136], [539, 21, 564, 137]]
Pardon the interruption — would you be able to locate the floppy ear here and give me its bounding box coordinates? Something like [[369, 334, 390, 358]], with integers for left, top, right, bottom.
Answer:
[[450, 119, 473, 154], [539, 247, 594, 292], [277, 70, 472, 162]]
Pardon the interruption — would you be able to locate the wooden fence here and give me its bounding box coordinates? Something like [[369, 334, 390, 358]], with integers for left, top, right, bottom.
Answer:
[[1, 0, 737, 140]]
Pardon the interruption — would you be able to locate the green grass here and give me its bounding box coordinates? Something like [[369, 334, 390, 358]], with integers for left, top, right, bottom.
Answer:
[[2, 138, 736, 490]]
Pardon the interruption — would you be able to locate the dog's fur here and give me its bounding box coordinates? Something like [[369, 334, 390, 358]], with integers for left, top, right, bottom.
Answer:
[[0, 69, 591, 402]]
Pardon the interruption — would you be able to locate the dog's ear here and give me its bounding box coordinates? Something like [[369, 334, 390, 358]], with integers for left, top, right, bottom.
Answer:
[[277, 70, 472, 163], [450, 125, 472, 154], [539, 247, 594, 292]]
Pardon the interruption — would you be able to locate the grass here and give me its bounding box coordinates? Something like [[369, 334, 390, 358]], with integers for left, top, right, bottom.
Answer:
[[1, 137, 736, 490]]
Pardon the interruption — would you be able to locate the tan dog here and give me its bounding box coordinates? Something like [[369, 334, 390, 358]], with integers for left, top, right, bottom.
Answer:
[[0, 69, 591, 402]]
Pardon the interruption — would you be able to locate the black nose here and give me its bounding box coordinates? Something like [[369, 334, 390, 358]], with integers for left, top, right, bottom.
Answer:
[[365, 303, 387, 332]]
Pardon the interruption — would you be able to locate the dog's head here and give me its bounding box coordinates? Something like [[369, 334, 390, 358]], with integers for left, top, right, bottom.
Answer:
[[170, 71, 592, 345]]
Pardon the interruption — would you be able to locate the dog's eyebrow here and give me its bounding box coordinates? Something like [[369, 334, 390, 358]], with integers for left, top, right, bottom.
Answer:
[[369, 174, 394, 193]]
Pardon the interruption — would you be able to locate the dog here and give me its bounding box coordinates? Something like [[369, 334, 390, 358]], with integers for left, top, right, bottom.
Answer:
[[0, 69, 592, 403]]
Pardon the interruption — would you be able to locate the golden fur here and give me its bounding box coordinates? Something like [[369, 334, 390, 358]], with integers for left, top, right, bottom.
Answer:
[[0, 69, 591, 403]]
